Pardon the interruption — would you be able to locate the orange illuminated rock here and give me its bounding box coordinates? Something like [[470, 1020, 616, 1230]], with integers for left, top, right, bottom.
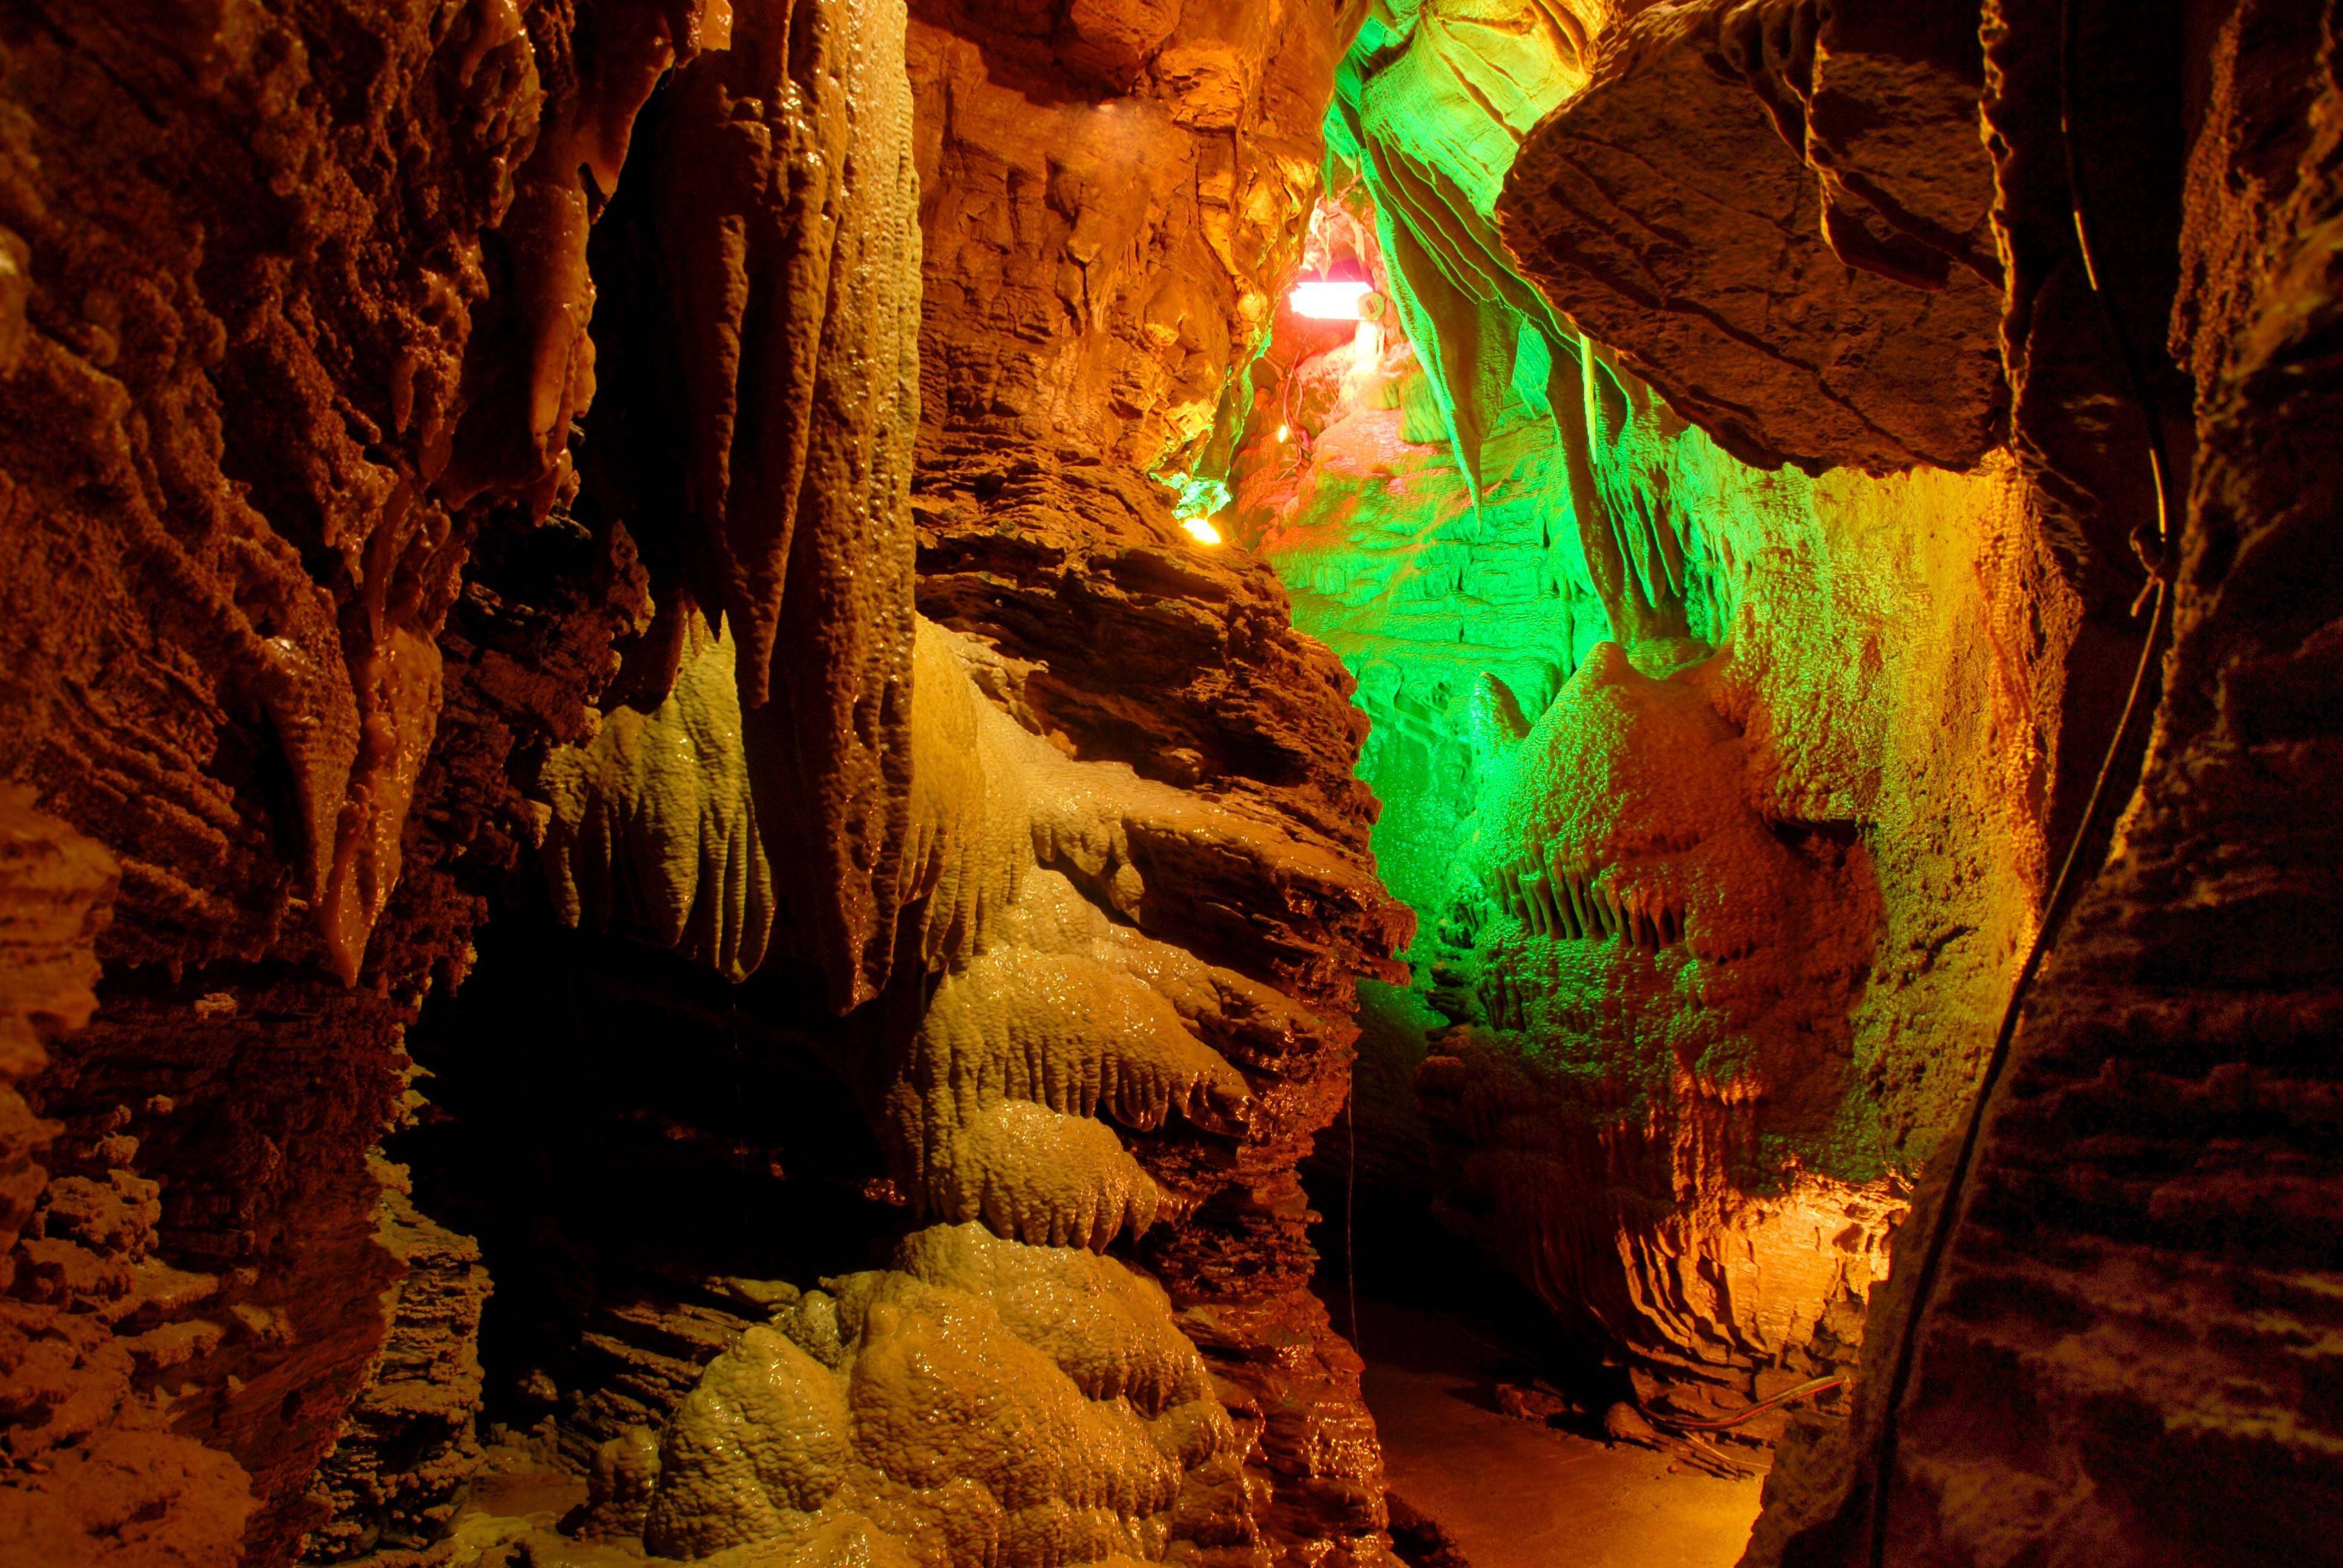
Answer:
[[1498, 0, 2008, 475]]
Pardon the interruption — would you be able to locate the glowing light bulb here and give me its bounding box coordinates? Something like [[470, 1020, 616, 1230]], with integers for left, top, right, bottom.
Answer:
[[1288, 279, 1373, 319], [1181, 517, 1223, 547], [1276, 424, 1291, 442]]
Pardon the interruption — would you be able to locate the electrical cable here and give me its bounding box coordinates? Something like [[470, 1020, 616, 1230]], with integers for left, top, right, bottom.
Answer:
[[1648, 1376, 1847, 1434], [1862, 2, 2175, 1561]]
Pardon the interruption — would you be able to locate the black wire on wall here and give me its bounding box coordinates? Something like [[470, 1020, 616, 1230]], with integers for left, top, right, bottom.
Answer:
[[1863, 2, 2177, 1560]]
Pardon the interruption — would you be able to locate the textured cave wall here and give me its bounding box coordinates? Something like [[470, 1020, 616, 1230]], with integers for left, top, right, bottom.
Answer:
[[1225, 1, 2089, 1426], [1239, 279, 2077, 1409], [8, 2, 2330, 1567], [0, 1, 700, 1558], [0, 788, 257, 1564], [0, 0, 1167, 1562], [0, 1, 1416, 1563], [891, 6, 1421, 1559], [1495, 0, 2169, 830], [1496, 0, 2013, 477], [903, 0, 1382, 844], [296, 1178, 490, 1564], [0, 3, 1415, 1556], [467, 4, 1415, 1561], [378, 4, 1407, 1568], [1743, 1, 2343, 1562]]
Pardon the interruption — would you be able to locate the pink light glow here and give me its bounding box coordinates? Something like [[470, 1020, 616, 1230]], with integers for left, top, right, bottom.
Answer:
[[1288, 279, 1374, 319]]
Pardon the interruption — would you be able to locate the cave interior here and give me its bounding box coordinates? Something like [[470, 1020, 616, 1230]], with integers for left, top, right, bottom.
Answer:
[[3, 2, 2340, 1567]]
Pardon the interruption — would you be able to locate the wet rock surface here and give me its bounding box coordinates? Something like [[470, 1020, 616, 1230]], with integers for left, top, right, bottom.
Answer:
[[4, 2, 2342, 1566], [1745, 2, 2343, 1564], [0, 0, 1403, 1562]]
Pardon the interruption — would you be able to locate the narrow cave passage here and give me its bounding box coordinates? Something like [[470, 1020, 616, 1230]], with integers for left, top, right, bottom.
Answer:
[[1308, 1083, 1767, 1568], [4, 5, 2341, 1568]]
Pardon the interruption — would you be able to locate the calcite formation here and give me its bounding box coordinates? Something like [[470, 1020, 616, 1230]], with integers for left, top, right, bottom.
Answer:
[[499, 0, 1409, 1564], [541, 613, 1390, 1265], [5, 1, 2343, 1566], [1240, 279, 2070, 1400], [541, 617, 776, 982], [1, 0, 1401, 1562], [897, 11, 1418, 1557], [641, 1224, 1245, 1568], [1240, 4, 2071, 1413], [1433, 639, 1898, 1370], [583, 0, 925, 1011]]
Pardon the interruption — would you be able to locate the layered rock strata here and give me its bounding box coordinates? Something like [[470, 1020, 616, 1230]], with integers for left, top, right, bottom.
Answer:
[[1242, 3, 2076, 1415], [2, 2, 1409, 1565], [903, 10, 1416, 1558], [476, 1, 1411, 1566], [0, 0, 715, 1554], [1234, 256, 2071, 1409], [297, 1181, 491, 1566], [0, 788, 257, 1565], [1747, 1, 2343, 1560]]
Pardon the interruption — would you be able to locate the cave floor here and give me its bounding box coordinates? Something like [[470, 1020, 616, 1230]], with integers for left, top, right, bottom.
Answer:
[[441, 1304, 1764, 1568], [1357, 1299, 1765, 1568]]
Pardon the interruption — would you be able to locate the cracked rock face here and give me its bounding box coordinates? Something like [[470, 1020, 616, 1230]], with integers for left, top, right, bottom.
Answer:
[[1497, 0, 2008, 475]]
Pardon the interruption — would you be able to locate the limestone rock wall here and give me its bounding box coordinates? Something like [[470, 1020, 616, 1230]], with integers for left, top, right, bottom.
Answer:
[[1746, 1, 2343, 1561], [1231, 0, 2080, 1423], [1238, 283, 2071, 1411], [297, 1180, 491, 1566], [0, 788, 257, 1566], [898, 10, 1419, 1558], [1, 3, 1411, 1566], [0, 1, 700, 1555], [905, 0, 1345, 486]]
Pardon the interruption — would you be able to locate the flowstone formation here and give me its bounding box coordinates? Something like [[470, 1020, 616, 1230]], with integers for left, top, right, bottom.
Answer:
[[1443, 641, 1897, 1372], [543, 613, 1389, 1269], [0, 1, 1406, 1564], [513, 1, 1412, 1565], [894, 9, 1420, 1558], [638, 1224, 1247, 1568], [1228, 0, 2073, 1422]]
